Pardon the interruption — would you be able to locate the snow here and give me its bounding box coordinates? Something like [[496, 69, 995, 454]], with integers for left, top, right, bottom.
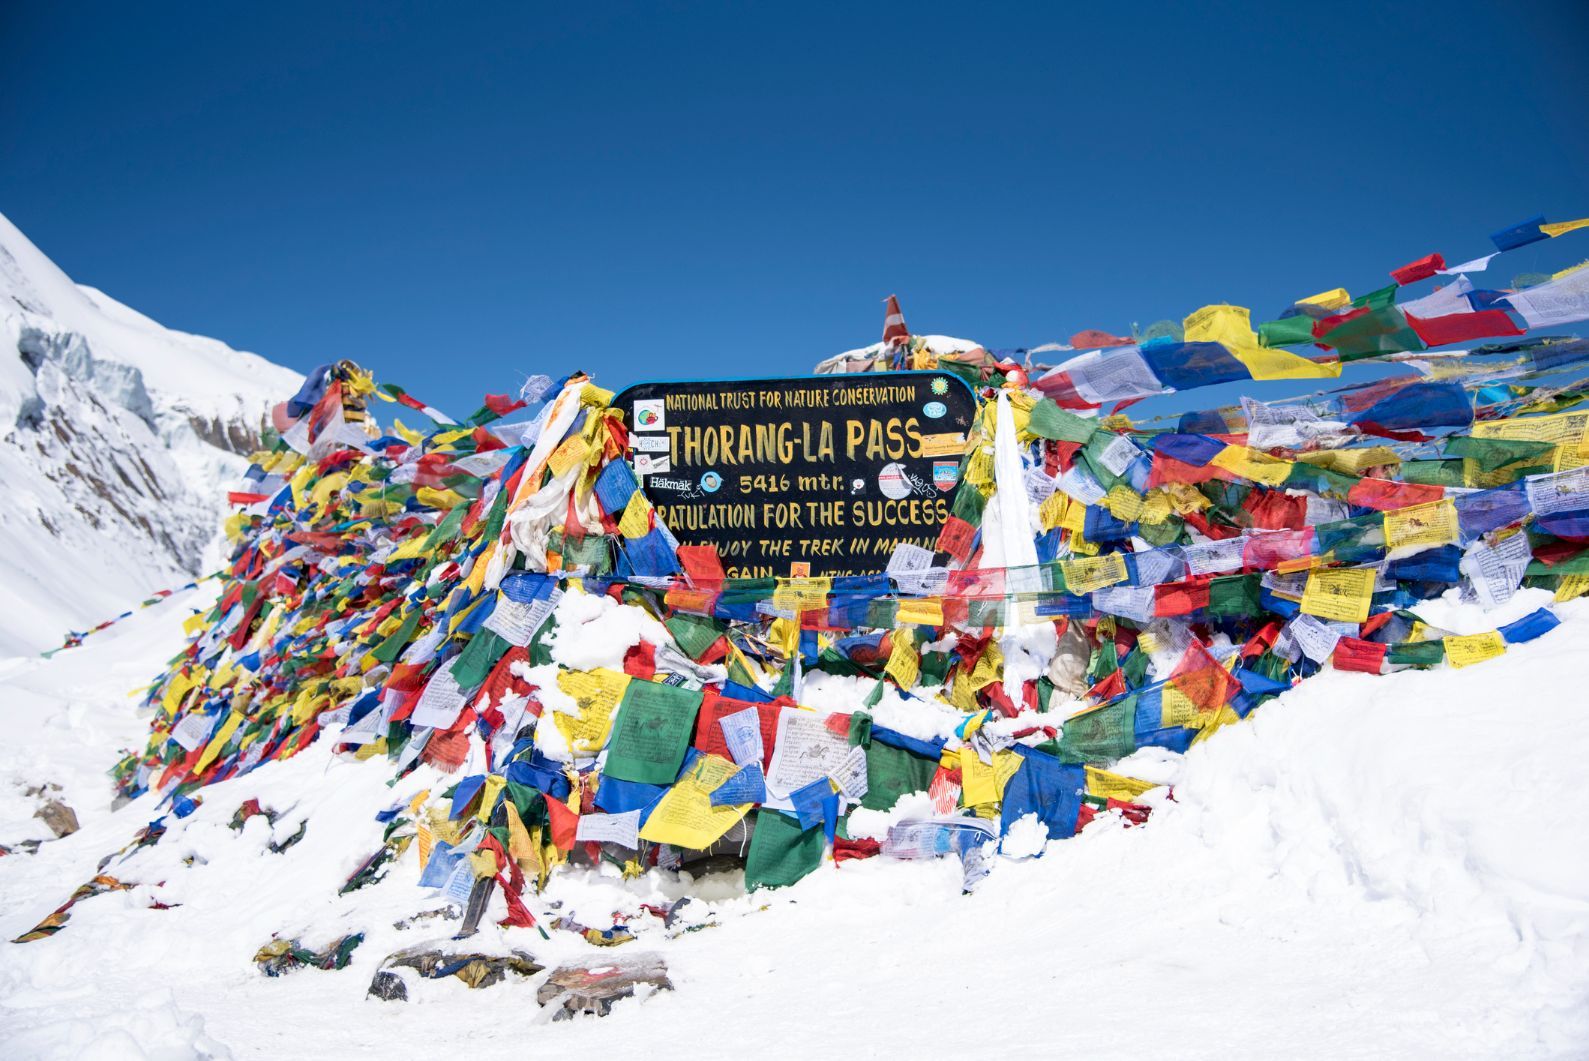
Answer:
[[4, 594, 1586, 1058], [0, 211, 302, 656], [0, 213, 298, 419]]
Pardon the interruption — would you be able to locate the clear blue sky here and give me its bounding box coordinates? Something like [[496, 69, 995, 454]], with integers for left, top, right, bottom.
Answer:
[[3, 1, 1587, 419]]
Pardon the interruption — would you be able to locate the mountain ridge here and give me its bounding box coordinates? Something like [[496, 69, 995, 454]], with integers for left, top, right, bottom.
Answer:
[[0, 211, 302, 655]]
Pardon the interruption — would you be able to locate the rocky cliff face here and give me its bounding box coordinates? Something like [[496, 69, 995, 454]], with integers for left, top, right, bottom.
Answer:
[[0, 212, 302, 655]]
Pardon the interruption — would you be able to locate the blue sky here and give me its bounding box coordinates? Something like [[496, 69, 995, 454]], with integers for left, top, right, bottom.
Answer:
[[3, 1, 1587, 419]]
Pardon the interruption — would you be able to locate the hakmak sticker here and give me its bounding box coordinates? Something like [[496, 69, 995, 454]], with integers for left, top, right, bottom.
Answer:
[[933, 461, 960, 491], [632, 399, 665, 431], [700, 471, 723, 493], [633, 453, 671, 476], [878, 462, 911, 500]]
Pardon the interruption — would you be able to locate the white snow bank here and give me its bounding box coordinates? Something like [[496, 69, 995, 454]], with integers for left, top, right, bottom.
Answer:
[[1, 598, 1586, 1058]]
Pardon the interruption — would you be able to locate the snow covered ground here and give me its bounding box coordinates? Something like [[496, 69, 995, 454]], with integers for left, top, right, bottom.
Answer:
[[3, 589, 1586, 1059]]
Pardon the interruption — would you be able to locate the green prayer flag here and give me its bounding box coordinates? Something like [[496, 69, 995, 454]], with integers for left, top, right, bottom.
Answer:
[[951, 481, 986, 525], [1257, 315, 1317, 348], [1387, 640, 1445, 668], [919, 648, 952, 687], [1207, 573, 1262, 618], [1056, 695, 1137, 765], [1319, 305, 1423, 359], [860, 740, 937, 812], [450, 628, 509, 690], [370, 609, 422, 664], [603, 680, 702, 785], [505, 781, 550, 828], [1443, 435, 1556, 473], [1027, 399, 1098, 444], [745, 809, 826, 890], [665, 613, 725, 661], [1399, 459, 1468, 487]]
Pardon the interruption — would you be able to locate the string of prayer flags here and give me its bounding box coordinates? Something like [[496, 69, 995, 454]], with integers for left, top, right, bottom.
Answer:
[[94, 212, 1587, 927]]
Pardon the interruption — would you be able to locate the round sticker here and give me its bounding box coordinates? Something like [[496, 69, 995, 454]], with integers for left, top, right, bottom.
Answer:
[[877, 462, 911, 500], [700, 471, 722, 493], [923, 401, 946, 419], [930, 377, 950, 395]]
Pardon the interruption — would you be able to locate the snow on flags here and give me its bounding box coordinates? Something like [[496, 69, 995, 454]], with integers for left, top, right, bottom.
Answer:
[[57, 210, 1586, 940]]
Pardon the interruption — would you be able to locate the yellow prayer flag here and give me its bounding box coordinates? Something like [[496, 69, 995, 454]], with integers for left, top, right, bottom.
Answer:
[[580, 382, 615, 408], [503, 800, 537, 865], [1184, 303, 1339, 379], [1103, 484, 1144, 522], [1300, 566, 1376, 624], [895, 597, 945, 626], [618, 490, 652, 539], [965, 642, 1003, 691], [1084, 766, 1157, 803], [162, 676, 196, 717], [1189, 705, 1243, 744], [772, 576, 832, 616], [637, 755, 751, 848], [1295, 446, 1401, 476], [1060, 495, 1088, 534], [1442, 630, 1507, 669], [1159, 684, 1213, 729], [1473, 409, 1589, 446], [1229, 344, 1343, 381], [884, 633, 920, 689], [1383, 499, 1459, 552], [194, 712, 244, 774], [475, 775, 507, 822], [946, 670, 979, 712], [1062, 552, 1128, 594], [548, 435, 589, 479], [1297, 287, 1351, 311], [1210, 445, 1294, 486], [416, 819, 435, 868], [1039, 491, 1067, 531], [553, 668, 631, 753], [416, 486, 468, 510], [965, 447, 996, 490], [959, 747, 999, 807], [1541, 218, 1589, 238], [1139, 490, 1174, 525], [1555, 574, 1589, 602]]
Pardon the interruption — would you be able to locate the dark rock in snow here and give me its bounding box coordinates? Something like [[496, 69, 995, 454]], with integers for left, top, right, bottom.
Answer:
[[536, 953, 673, 1018]]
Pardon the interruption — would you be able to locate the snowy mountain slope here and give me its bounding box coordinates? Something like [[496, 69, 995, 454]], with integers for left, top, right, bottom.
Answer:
[[0, 212, 301, 656], [0, 592, 1584, 1058]]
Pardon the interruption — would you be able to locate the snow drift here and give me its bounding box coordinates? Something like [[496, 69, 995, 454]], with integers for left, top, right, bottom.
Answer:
[[0, 593, 1585, 1057]]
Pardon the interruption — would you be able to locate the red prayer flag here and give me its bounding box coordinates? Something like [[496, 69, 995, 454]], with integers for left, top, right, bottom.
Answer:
[[1405, 309, 1524, 348], [1069, 328, 1133, 349], [1346, 477, 1444, 511], [1390, 253, 1446, 286], [1154, 579, 1211, 617], [1332, 637, 1387, 674]]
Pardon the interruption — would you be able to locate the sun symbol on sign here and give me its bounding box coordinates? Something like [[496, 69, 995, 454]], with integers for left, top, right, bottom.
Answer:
[[930, 378, 949, 395]]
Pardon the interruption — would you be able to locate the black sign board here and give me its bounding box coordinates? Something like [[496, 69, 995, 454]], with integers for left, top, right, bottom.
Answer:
[[613, 372, 978, 578]]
